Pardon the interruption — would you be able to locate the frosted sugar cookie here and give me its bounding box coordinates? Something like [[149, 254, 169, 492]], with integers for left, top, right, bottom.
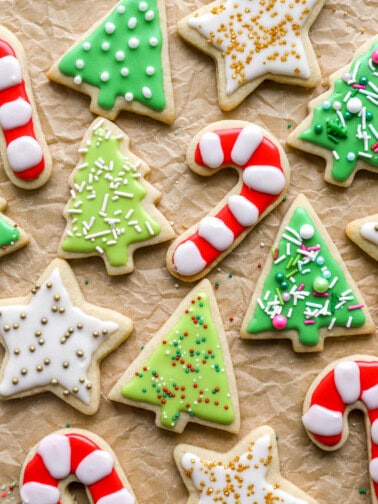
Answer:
[[0, 196, 29, 257], [346, 214, 378, 262]]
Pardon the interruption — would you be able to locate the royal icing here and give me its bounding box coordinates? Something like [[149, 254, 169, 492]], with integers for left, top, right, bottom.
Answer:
[[185, 0, 321, 94], [298, 40, 378, 183], [0, 35, 49, 185], [302, 357, 378, 500], [245, 203, 367, 347], [361, 222, 378, 245], [21, 430, 136, 504], [59, 119, 173, 275], [120, 289, 236, 430], [177, 428, 314, 504], [169, 124, 288, 279], [57, 0, 166, 112]]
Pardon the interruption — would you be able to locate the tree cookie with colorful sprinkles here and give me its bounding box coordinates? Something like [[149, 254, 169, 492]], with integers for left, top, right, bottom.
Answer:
[[20, 428, 138, 504], [241, 194, 374, 352], [0, 26, 52, 189], [174, 425, 318, 504], [346, 214, 378, 262], [109, 279, 240, 433], [47, 0, 175, 124], [288, 36, 378, 187], [177, 0, 326, 111], [0, 258, 133, 414], [58, 118, 174, 276], [0, 197, 29, 258]]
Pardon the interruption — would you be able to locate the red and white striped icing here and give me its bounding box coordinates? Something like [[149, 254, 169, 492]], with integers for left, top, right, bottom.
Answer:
[[20, 431, 135, 504], [0, 37, 46, 183], [302, 357, 378, 499], [170, 124, 287, 277]]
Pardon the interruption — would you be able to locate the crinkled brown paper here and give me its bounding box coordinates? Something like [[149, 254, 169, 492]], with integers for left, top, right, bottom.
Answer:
[[0, 1, 377, 503]]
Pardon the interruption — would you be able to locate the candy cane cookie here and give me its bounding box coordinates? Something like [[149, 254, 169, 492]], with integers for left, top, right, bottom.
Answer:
[[166, 121, 290, 282], [20, 428, 137, 504], [302, 355, 378, 503], [0, 26, 52, 189]]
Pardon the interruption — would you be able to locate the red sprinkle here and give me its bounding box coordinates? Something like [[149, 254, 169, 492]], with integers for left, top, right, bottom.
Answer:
[[273, 248, 279, 260]]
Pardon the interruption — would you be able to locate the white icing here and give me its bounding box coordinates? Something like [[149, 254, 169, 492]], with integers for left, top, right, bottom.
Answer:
[[181, 433, 308, 504], [362, 385, 378, 410], [302, 404, 343, 436], [334, 360, 360, 404], [198, 132, 224, 168], [37, 434, 71, 479], [360, 222, 378, 245], [97, 489, 135, 504], [372, 419, 378, 445], [242, 165, 286, 195], [0, 56, 23, 90], [299, 224, 314, 240], [20, 482, 60, 504], [198, 216, 234, 251], [0, 268, 118, 403], [187, 0, 318, 95], [228, 195, 259, 227], [0, 98, 32, 130], [75, 449, 114, 485], [230, 125, 263, 165], [7, 136, 43, 172], [370, 458, 378, 483], [173, 241, 206, 276]]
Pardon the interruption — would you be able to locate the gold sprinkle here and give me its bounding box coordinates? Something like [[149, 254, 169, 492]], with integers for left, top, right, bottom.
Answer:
[[13, 348, 20, 355], [41, 317, 48, 325], [35, 330, 42, 337], [12, 377, 19, 385], [79, 377, 85, 383], [62, 361, 69, 369], [72, 387, 79, 394], [60, 337, 67, 344], [77, 323, 83, 330], [54, 294, 60, 301], [63, 389, 70, 396], [38, 338, 45, 346], [86, 383, 92, 390], [51, 305, 58, 313], [59, 307, 65, 314], [21, 368, 27, 375], [44, 358, 50, 365], [51, 378, 58, 385], [46, 282, 53, 289], [3, 325, 10, 332], [29, 345, 36, 353], [76, 350, 84, 358], [102, 329, 108, 335], [36, 365, 43, 372], [12, 323, 19, 330], [68, 327, 74, 334], [20, 313, 27, 320], [93, 331, 99, 338]]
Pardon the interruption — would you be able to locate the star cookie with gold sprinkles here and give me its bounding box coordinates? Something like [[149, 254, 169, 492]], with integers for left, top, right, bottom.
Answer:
[[178, 0, 326, 110], [0, 258, 133, 414], [174, 425, 318, 504]]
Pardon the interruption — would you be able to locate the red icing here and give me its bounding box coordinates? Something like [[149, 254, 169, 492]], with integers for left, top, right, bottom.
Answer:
[[0, 39, 44, 181], [21, 432, 128, 503], [175, 128, 284, 267]]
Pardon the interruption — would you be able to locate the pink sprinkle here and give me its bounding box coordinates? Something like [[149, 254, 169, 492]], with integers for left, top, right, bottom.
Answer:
[[301, 244, 307, 251], [313, 291, 329, 297], [298, 283, 305, 291], [348, 304, 364, 311], [1, 492, 7, 498], [352, 84, 366, 89], [307, 245, 321, 251], [304, 320, 315, 325]]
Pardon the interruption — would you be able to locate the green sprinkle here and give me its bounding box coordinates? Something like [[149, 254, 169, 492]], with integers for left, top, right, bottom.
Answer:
[[285, 268, 299, 278], [275, 287, 284, 306], [84, 279, 89, 285], [141, 345, 145, 350], [65, 423, 71, 428], [282, 196, 287, 202], [359, 488, 367, 495], [286, 257, 294, 269], [215, 281, 220, 287], [228, 272, 233, 278], [287, 123, 292, 129]]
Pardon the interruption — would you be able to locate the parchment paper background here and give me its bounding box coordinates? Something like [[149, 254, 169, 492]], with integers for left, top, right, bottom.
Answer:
[[0, 0, 377, 502]]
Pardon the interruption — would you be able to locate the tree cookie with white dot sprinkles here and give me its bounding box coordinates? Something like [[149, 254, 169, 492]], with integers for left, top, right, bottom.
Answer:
[[47, 0, 175, 124], [177, 0, 326, 111], [0, 258, 133, 414], [109, 279, 240, 433], [346, 214, 378, 262], [20, 428, 138, 504], [288, 36, 378, 187], [241, 194, 374, 352], [174, 425, 318, 504], [0, 26, 52, 189], [0, 197, 29, 258], [58, 118, 174, 276]]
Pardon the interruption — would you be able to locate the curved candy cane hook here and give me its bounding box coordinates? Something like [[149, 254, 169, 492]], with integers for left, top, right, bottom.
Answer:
[[302, 355, 378, 502], [166, 121, 290, 282], [20, 429, 137, 504]]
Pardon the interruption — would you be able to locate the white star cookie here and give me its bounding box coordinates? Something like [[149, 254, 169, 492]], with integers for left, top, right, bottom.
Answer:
[[0, 258, 132, 414], [178, 0, 325, 110], [174, 425, 317, 504]]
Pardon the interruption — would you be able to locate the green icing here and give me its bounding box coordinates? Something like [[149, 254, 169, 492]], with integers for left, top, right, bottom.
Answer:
[[0, 217, 20, 248], [247, 207, 366, 346], [61, 124, 161, 267], [299, 41, 378, 182], [122, 292, 235, 428], [58, 0, 166, 111]]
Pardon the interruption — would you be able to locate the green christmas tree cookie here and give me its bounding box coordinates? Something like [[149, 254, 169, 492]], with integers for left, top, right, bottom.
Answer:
[[241, 194, 375, 352], [288, 36, 378, 187], [47, 0, 175, 124], [109, 279, 240, 433], [0, 197, 28, 258], [58, 118, 174, 275]]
